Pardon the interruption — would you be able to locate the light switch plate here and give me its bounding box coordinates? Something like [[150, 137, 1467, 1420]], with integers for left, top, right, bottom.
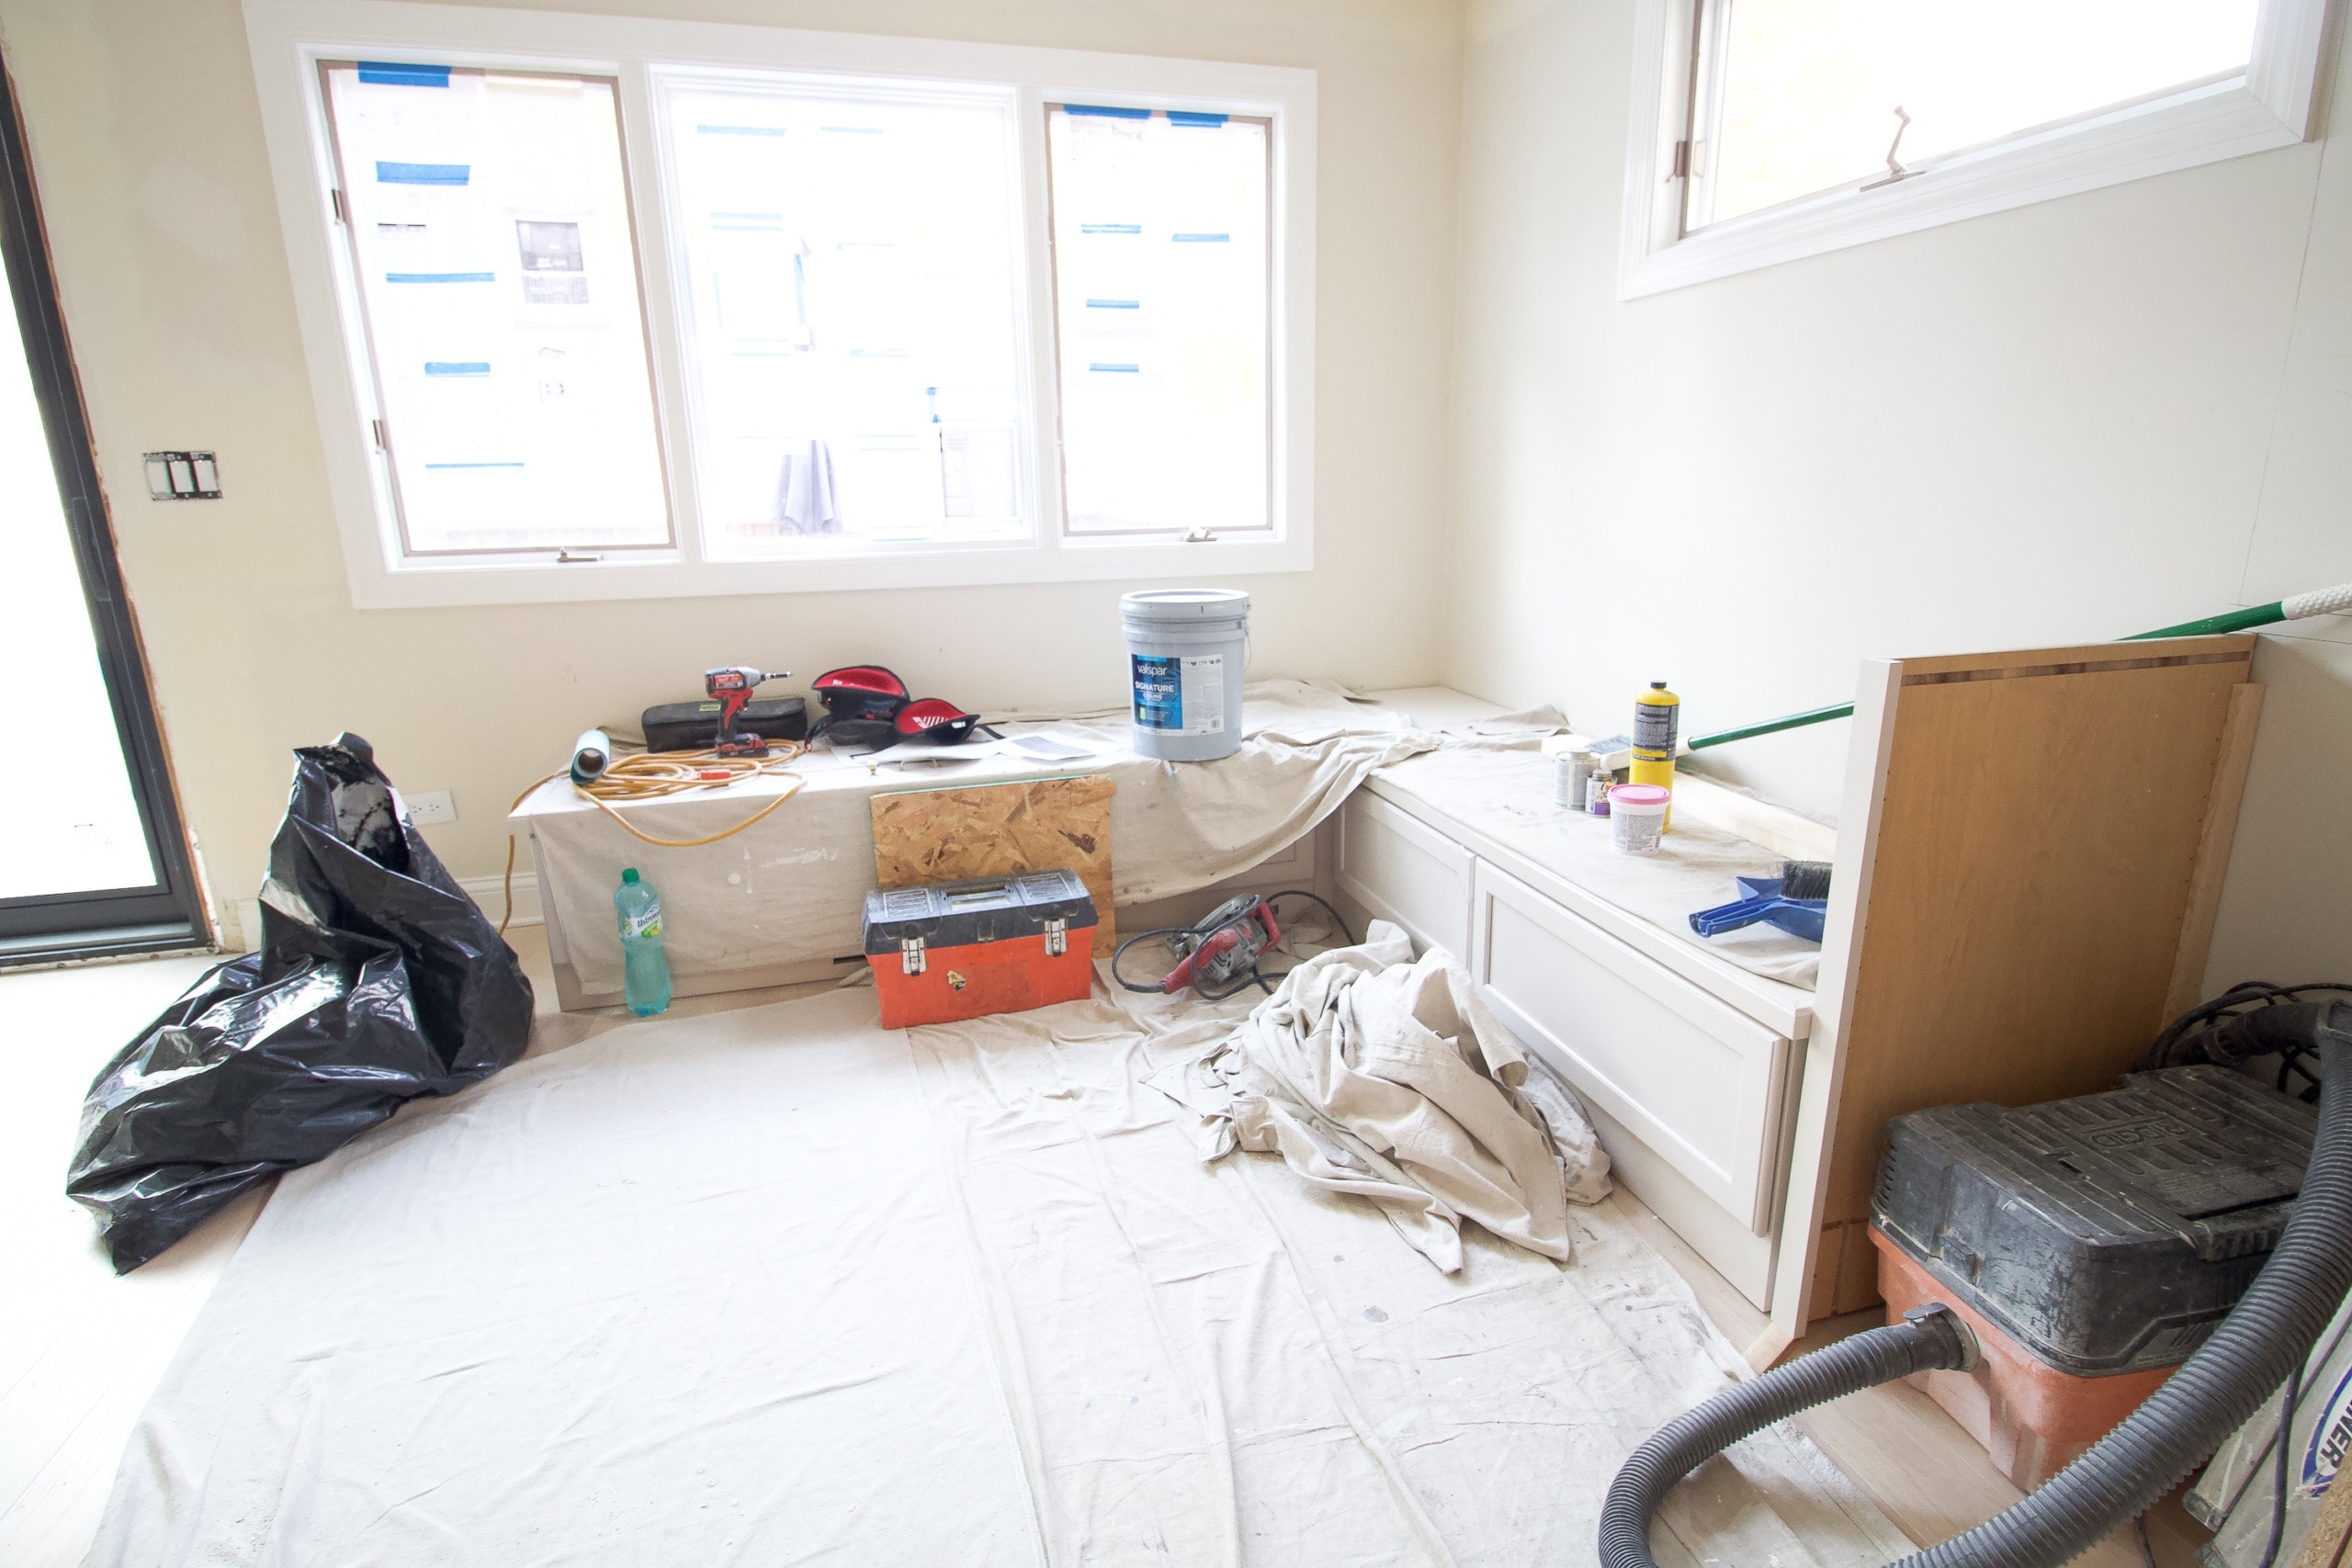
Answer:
[[404, 788, 457, 825]]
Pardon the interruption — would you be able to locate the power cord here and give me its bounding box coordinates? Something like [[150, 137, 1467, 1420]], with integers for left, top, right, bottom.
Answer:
[[1109, 889, 1356, 1001], [2142, 981, 2352, 1102], [499, 741, 808, 934]]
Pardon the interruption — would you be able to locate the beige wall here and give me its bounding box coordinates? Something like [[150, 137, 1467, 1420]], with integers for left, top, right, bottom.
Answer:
[[1448, 0, 2352, 991], [0, 0, 1462, 925]]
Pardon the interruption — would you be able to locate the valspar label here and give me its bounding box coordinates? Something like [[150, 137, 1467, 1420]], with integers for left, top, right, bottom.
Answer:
[[1131, 653, 1225, 736], [2304, 1363, 2352, 1497]]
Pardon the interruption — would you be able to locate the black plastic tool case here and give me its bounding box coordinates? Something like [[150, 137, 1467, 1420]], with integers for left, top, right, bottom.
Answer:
[[1872, 1066, 2315, 1375], [640, 695, 807, 752]]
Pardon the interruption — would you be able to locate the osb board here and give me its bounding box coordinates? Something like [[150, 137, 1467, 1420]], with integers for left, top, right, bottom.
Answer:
[[1824, 649, 2254, 1224], [870, 775, 1117, 958]]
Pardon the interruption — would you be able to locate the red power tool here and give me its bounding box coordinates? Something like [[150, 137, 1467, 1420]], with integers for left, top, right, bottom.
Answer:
[[1148, 896, 1283, 998], [705, 666, 788, 757]]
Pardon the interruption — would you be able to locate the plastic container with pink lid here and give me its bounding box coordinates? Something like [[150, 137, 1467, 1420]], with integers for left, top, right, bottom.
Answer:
[[1608, 784, 1671, 854]]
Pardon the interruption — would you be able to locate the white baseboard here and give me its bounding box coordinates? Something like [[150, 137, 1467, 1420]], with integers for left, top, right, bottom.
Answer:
[[461, 870, 542, 929]]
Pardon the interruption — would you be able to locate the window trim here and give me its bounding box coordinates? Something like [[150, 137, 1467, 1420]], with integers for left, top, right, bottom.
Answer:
[[1618, 0, 2331, 300], [242, 0, 1317, 608]]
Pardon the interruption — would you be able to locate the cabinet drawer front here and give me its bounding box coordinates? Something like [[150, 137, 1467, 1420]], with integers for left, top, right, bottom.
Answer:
[[1338, 793, 1475, 958], [1470, 860, 1790, 1234]]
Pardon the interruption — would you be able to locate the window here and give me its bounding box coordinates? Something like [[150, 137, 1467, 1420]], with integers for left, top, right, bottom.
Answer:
[[661, 77, 1027, 556], [1620, 0, 2329, 297], [1046, 107, 1270, 537], [320, 62, 670, 556], [245, 2, 1316, 605]]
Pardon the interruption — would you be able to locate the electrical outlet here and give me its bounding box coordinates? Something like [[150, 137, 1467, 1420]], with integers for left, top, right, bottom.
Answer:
[[404, 788, 457, 825]]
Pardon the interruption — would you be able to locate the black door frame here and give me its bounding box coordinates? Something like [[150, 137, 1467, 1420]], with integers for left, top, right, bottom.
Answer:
[[0, 56, 208, 961]]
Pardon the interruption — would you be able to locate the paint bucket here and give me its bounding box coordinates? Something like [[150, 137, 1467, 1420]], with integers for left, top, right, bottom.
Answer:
[[1122, 589, 1250, 761]]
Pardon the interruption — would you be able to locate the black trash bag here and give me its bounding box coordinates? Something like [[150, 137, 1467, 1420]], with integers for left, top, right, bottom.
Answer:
[[66, 733, 533, 1270]]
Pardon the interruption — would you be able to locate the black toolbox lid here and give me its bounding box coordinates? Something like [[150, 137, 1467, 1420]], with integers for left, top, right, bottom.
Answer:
[[1873, 1066, 2316, 1375], [862, 870, 1098, 953]]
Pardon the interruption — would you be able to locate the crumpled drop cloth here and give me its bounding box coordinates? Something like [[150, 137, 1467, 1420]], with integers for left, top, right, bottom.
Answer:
[[1145, 922, 1611, 1274]]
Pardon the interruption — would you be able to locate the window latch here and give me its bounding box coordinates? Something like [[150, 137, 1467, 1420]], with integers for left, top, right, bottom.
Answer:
[[1671, 139, 1690, 181], [1861, 106, 1914, 191], [555, 549, 603, 564], [1183, 527, 1217, 542]]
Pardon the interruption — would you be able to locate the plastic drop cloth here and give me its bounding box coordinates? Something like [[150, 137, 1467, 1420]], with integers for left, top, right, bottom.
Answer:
[[1146, 922, 1612, 1273], [66, 734, 533, 1270], [84, 981, 1906, 1568]]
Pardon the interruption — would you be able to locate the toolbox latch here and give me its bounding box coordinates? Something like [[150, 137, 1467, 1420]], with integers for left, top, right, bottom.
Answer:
[[1044, 918, 1068, 957], [900, 936, 927, 976]]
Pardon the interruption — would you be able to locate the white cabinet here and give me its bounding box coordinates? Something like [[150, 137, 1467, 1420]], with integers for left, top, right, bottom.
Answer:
[[1336, 792, 1474, 958], [1468, 860, 1792, 1236]]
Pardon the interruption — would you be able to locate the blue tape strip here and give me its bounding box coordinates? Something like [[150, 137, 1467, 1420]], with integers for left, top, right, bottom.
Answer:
[[1064, 104, 1152, 119], [1167, 111, 1228, 128], [1085, 299, 1140, 310], [821, 124, 884, 135], [1080, 222, 1142, 235], [377, 161, 469, 186], [1089, 362, 1140, 373], [356, 62, 451, 87], [424, 461, 525, 469], [386, 271, 495, 283], [423, 361, 491, 376], [1170, 232, 1230, 243], [696, 123, 787, 137]]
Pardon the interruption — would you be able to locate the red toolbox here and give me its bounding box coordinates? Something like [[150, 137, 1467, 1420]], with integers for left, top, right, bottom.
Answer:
[[861, 871, 1098, 1029]]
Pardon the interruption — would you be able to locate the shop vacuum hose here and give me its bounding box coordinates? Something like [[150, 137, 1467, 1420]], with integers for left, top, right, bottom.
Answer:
[[1600, 1002, 2352, 1568]]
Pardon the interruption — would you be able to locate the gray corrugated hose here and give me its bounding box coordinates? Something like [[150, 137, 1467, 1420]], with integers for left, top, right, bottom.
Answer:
[[1600, 1004, 2352, 1568]]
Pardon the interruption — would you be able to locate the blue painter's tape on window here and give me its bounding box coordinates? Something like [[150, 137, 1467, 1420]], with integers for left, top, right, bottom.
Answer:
[[424, 462, 526, 470], [1080, 223, 1143, 235], [357, 62, 453, 88], [1089, 362, 1141, 373], [377, 161, 469, 186], [1064, 104, 1153, 119], [423, 362, 491, 376], [696, 124, 787, 137], [1167, 111, 1228, 128], [386, 271, 495, 284], [1085, 299, 1140, 310], [821, 125, 884, 135], [1171, 232, 1230, 243]]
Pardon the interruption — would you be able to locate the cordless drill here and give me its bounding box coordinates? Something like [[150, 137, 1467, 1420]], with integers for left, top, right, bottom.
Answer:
[[705, 666, 788, 757]]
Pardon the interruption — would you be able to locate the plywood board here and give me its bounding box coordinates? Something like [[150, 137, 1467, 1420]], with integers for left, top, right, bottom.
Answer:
[[1822, 647, 2255, 1223], [2165, 682, 2267, 1021], [870, 776, 1117, 958]]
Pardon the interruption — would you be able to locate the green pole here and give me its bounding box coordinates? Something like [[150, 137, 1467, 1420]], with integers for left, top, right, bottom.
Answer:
[[1686, 602, 2290, 750]]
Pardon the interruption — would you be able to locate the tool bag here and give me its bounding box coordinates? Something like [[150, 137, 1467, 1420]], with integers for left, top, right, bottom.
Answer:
[[66, 734, 534, 1270]]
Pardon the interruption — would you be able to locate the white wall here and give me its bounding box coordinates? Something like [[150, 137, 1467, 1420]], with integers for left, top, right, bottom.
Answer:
[[0, 0, 1462, 927], [1448, 0, 2352, 991]]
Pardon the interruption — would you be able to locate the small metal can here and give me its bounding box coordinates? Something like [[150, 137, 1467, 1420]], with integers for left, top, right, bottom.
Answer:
[[1552, 750, 1592, 807], [1586, 773, 1612, 816]]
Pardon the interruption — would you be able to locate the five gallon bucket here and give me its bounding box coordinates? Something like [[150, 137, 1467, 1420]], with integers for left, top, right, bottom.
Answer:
[[1122, 589, 1249, 761]]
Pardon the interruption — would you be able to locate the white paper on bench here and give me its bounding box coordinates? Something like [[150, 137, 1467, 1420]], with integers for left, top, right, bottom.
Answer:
[[85, 987, 1906, 1567]]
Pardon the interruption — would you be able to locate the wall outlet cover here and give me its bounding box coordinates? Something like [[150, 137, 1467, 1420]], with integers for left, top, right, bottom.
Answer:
[[403, 788, 457, 825]]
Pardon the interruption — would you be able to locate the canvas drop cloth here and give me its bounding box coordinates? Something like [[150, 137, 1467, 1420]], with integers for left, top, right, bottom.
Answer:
[[1369, 743, 1825, 989], [517, 680, 1433, 999], [1147, 922, 1613, 1273], [85, 980, 1908, 1567]]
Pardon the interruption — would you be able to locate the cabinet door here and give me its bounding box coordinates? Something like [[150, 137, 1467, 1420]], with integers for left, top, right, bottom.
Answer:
[[1470, 859, 1791, 1234], [1337, 792, 1474, 958]]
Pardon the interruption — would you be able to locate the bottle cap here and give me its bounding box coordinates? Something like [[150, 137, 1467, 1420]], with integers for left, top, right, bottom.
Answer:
[[622, 868, 639, 885], [1650, 681, 1668, 690]]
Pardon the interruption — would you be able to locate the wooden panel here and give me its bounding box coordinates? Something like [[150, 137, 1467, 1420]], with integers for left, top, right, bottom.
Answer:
[[1472, 859, 1791, 1232], [1824, 646, 2255, 1223], [870, 776, 1117, 957], [2165, 682, 2267, 1020]]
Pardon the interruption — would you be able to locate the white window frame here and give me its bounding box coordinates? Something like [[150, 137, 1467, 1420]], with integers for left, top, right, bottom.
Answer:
[[1619, 0, 2332, 300], [242, 0, 1316, 608]]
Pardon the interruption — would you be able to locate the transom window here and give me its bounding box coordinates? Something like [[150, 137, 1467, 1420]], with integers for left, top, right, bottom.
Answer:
[[1621, 0, 2327, 297]]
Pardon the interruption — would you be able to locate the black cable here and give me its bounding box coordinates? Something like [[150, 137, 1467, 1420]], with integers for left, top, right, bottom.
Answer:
[[2256, 1359, 2303, 1568], [1262, 889, 1356, 947]]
